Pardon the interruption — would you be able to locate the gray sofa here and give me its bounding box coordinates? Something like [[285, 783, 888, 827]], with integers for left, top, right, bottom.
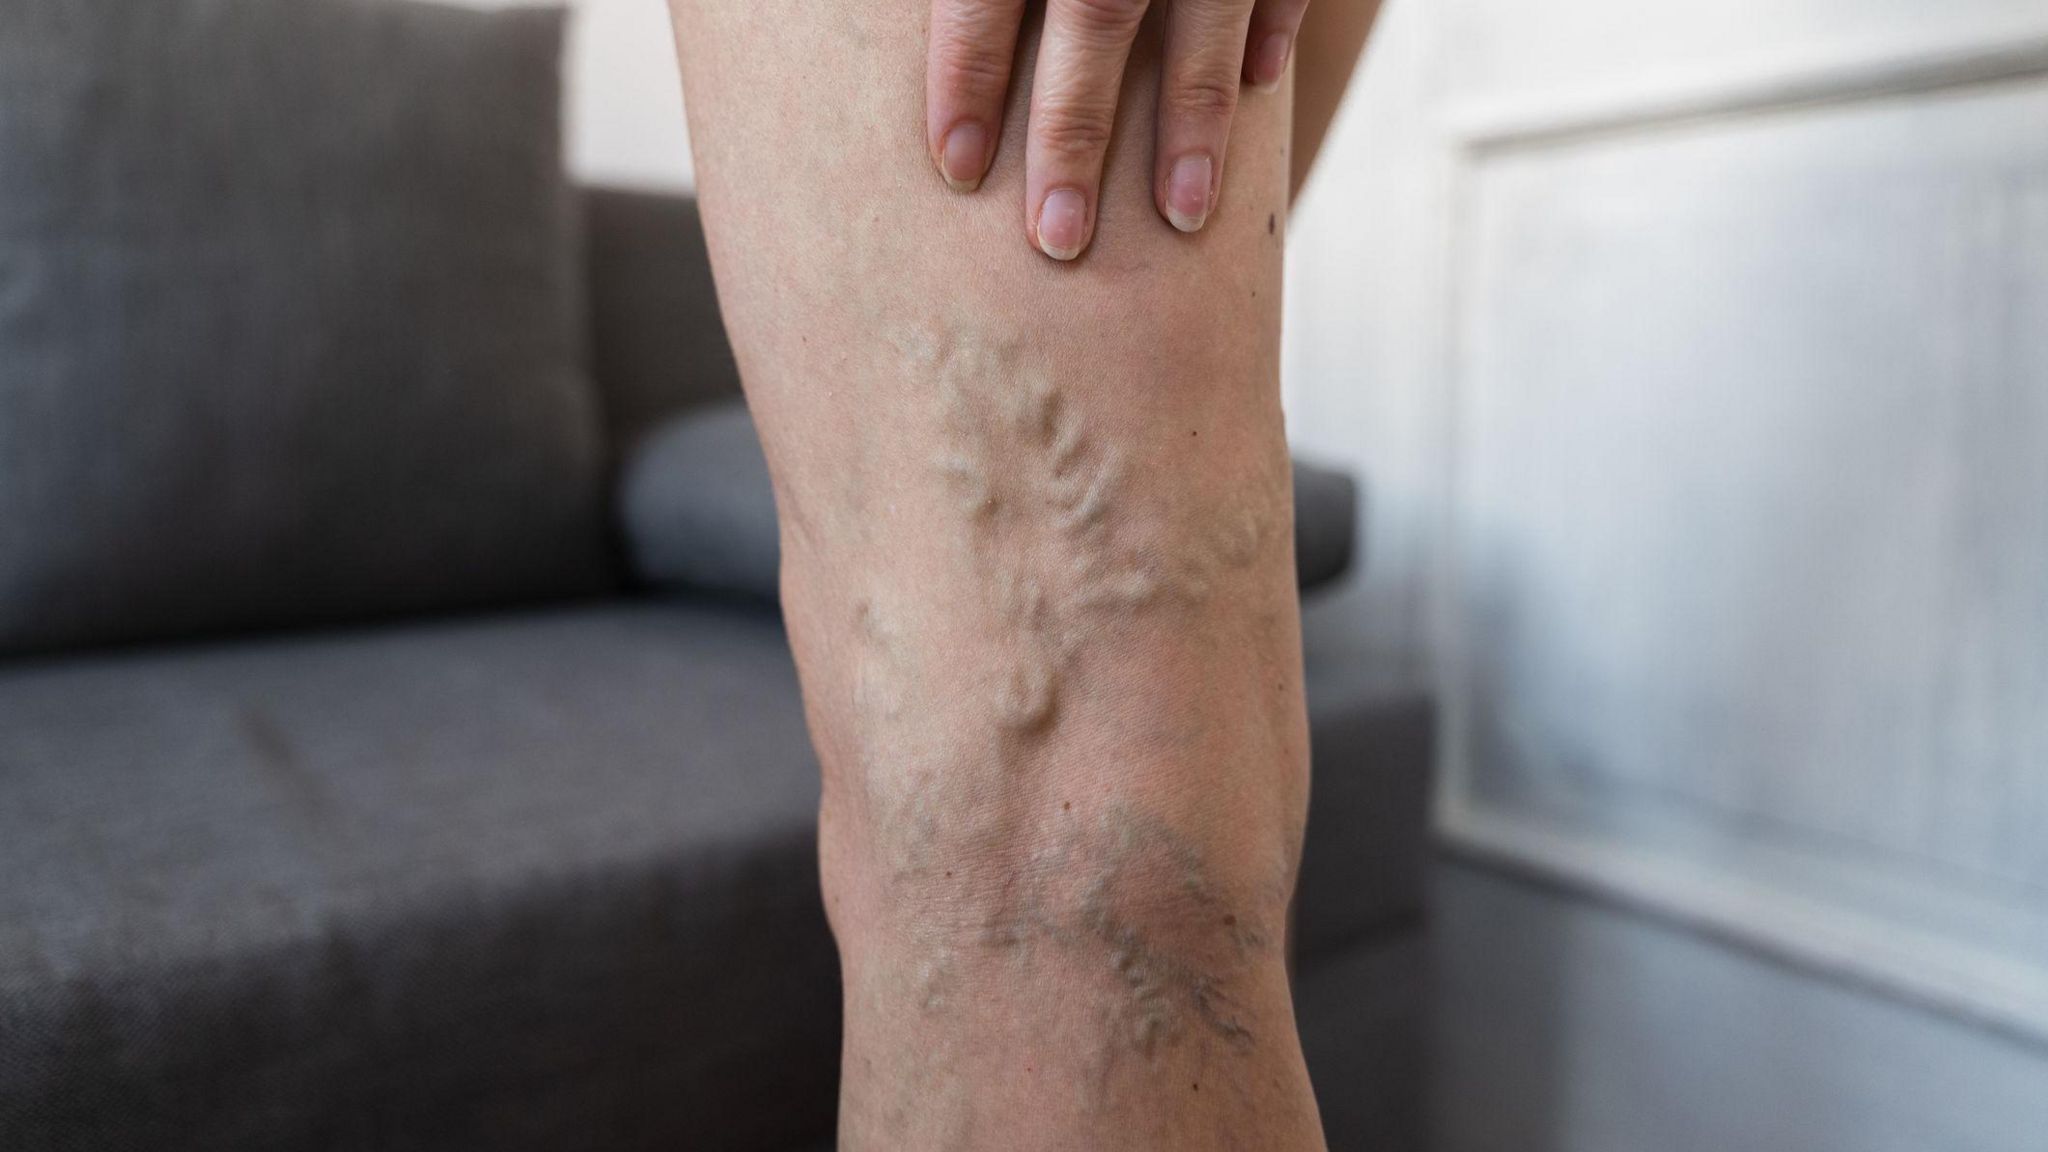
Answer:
[[0, 1, 1430, 1148]]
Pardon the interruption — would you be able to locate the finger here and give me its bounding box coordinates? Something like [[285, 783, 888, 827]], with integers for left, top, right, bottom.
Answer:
[[1153, 0, 1257, 233], [927, 0, 1028, 192], [1026, 0, 1152, 260], [1243, 0, 1312, 91]]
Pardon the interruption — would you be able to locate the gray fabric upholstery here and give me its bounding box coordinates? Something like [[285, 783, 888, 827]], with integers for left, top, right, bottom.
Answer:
[[0, 598, 1418, 1148], [0, 604, 838, 1150], [0, 0, 609, 656], [1293, 452, 1361, 593], [584, 189, 744, 451], [1295, 675, 1435, 957], [620, 402, 783, 602], [1292, 682, 1434, 1152], [620, 398, 1362, 601], [1295, 933, 1427, 1152]]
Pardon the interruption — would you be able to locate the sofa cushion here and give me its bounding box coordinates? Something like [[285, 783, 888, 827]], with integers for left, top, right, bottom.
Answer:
[[0, 604, 839, 1150], [1292, 452, 1362, 593], [0, 0, 609, 656], [620, 398, 1362, 602], [0, 598, 1420, 1148], [621, 401, 783, 603]]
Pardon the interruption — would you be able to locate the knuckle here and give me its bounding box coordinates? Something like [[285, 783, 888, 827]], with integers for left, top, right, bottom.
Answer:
[[935, 0, 1021, 27], [1246, 0, 1308, 32], [1057, 0, 1148, 34], [1270, 0, 1315, 26], [1034, 103, 1118, 158], [934, 31, 1013, 94], [1165, 71, 1240, 122]]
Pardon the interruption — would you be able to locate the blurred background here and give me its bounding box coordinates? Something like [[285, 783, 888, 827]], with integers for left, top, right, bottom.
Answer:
[[4, 0, 2045, 1149], [1291, 3, 2048, 1149]]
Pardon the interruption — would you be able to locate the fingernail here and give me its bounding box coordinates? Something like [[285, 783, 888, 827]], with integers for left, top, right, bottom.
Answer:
[[1252, 33, 1292, 90], [939, 123, 987, 192], [1036, 188, 1089, 260], [1165, 154, 1213, 233]]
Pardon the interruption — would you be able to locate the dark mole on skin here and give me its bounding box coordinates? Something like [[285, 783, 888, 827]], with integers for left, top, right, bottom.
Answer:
[[1267, 214, 1276, 235]]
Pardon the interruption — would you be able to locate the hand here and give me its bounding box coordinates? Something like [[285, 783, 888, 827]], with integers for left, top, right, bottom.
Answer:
[[926, 0, 1310, 261]]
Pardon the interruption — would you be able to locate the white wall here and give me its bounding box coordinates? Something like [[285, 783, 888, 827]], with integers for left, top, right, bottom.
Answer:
[[1284, 0, 1448, 686], [559, 0, 692, 189], [1309, 0, 2048, 1047]]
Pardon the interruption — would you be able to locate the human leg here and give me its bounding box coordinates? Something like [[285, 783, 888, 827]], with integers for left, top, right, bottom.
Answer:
[[665, 4, 1322, 1147]]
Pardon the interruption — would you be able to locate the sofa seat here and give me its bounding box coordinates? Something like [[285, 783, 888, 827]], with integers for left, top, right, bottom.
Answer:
[[0, 600, 1430, 1150], [0, 603, 838, 1150]]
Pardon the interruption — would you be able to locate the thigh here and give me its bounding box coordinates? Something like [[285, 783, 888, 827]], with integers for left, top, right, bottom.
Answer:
[[665, 0, 1305, 875], [665, 0, 1291, 497]]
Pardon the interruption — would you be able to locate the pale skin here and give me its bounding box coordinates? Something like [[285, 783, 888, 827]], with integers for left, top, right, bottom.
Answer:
[[921, 0, 1371, 256], [663, 0, 1376, 1146], [925, 0, 1314, 256]]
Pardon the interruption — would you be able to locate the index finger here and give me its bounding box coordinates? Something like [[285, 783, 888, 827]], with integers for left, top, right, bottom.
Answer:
[[927, 0, 1029, 192]]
